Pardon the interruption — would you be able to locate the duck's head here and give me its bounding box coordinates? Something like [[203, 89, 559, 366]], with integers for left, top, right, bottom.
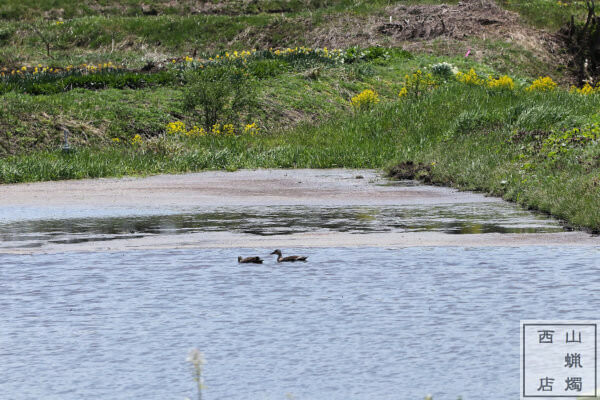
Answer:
[[270, 249, 282, 256], [237, 256, 242, 262]]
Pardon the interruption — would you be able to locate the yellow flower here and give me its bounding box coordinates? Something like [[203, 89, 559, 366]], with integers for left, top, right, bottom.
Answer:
[[570, 83, 597, 95], [401, 69, 438, 97], [185, 125, 206, 137], [244, 123, 259, 135], [112, 138, 121, 143], [223, 124, 235, 136], [351, 89, 380, 111], [456, 68, 484, 85], [131, 134, 143, 145], [526, 76, 557, 92], [166, 121, 186, 135], [487, 75, 514, 90], [211, 124, 221, 135]]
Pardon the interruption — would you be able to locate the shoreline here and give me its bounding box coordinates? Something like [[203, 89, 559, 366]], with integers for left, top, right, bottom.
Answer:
[[0, 169, 597, 254], [1, 231, 598, 255]]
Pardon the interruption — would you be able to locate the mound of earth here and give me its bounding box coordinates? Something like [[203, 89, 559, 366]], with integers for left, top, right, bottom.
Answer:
[[304, 0, 563, 62]]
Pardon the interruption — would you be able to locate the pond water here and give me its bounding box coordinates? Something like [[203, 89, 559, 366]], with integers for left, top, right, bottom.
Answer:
[[1, 246, 599, 400], [0, 172, 598, 399], [0, 202, 565, 250]]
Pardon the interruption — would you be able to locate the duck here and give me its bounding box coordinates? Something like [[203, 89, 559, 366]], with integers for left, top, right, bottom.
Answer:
[[270, 249, 308, 262], [238, 256, 263, 264]]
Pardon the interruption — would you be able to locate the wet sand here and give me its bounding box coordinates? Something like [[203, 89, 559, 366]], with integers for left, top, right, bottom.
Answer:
[[0, 169, 597, 253], [0, 169, 498, 207]]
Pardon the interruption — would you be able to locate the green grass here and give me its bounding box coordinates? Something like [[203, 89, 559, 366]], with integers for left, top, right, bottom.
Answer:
[[0, 0, 460, 20], [2, 1, 600, 231], [498, 0, 587, 30], [0, 0, 568, 70], [2, 64, 600, 230]]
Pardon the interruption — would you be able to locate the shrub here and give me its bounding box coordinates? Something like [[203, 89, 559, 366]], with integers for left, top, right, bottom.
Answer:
[[183, 66, 257, 131]]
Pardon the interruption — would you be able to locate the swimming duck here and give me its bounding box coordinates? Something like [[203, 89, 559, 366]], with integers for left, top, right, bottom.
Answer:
[[238, 256, 263, 264], [270, 249, 307, 262]]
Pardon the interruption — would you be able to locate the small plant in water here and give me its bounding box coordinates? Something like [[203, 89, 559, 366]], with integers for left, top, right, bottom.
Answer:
[[187, 348, 206, 400]]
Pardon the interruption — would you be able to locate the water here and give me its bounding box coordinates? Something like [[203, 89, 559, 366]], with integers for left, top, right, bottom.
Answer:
[[1, 246, 599, 399], [0, 202, 565, 250]]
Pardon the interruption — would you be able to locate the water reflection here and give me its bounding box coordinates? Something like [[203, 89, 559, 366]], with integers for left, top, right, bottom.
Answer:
[[0, 203, 565, 249]]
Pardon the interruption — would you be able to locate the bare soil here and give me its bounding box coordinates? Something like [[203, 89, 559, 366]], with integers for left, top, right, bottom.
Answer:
[[223, 0, 569, 81], [306, 0, 565, 72]]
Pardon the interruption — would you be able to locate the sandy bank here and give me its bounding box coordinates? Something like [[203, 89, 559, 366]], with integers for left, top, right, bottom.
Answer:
[[0, 169, 597, 253]]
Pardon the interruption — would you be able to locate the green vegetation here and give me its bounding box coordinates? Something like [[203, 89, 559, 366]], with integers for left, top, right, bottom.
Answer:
[[498, 0, 587, 30], [2, 0, 600, 231], [2, 54, 600, 230]]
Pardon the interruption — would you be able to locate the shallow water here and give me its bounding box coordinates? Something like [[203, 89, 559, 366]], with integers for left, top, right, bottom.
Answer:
[[0, 202, 565, 250], [1, 246, 599, 400]]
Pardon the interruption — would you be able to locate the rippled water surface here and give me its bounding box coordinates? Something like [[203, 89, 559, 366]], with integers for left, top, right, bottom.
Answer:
[[1, 246, 599, 399], [0, 202, 565, 249]]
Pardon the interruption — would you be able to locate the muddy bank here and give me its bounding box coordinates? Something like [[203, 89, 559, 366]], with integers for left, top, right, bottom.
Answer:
[[0, 169, 499, 209]]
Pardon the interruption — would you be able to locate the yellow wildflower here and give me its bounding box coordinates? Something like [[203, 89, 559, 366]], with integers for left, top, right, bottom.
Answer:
[[456, 68, 484, 85], [131, 134, 143, 145], [166, 121, 186, 135], [351, 89, 380, 111], [570, 83, 597, 95], [402, 69, 438, 97], [186, 125, 206, 137], [223, 124, 235, 136], [243, 123, 259, 136], [526, 76, 557, 92], [487, 75, 514, 90]]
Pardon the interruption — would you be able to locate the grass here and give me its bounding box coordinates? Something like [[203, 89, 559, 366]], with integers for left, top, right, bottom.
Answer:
[[498, 0, 587, 30], [2, 0, 600, 231], [2, 60, 600, 230], [0, 0, 566, 69], [0, 0, 461, 20]]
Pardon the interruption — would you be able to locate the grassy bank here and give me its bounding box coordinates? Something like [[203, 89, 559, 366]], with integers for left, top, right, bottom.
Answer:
[[2, 0, 600, 231], [2, 59, 600, 230]]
